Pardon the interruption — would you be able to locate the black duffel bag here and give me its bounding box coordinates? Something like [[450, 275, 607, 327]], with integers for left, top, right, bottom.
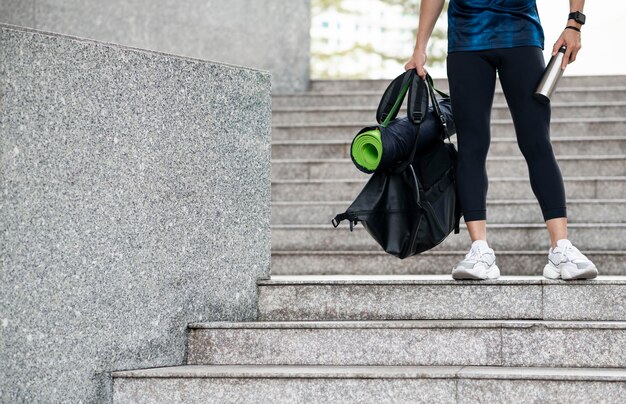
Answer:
[[332, 71, 461, 259]]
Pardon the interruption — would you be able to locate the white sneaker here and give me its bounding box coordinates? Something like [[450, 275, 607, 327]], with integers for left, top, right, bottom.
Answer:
[[452, 240, 500, 280], [543, 239, 598, 280]]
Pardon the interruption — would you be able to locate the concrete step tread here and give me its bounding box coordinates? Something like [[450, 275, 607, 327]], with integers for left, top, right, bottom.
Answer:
[[272, 135, 626, 145], [274, 86, 626, 97], [112, 364, 626, 381], [272, 155, 626, 164], [272, 176, 626, 184], [273, 101, 626, 112], [308, 76, 626, 90], [189, 319, 626, 330], [273, 223, 626, 229], [273, 117, 626, 129], [273, 199, 626, 206], [271, 249, 626, 256], [259, 274, 626, 286]]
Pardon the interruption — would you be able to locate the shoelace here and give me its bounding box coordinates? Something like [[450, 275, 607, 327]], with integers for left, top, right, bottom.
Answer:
[[465, 246, 484, 261], [558, 244, 588, 263]]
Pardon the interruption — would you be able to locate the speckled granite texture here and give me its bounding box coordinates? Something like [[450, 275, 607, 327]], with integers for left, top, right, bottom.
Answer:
[[456, 379, 626, 403], [111, 365, 626, 403], [186, 320, 626, 368], [258, 283, 544, 321], [0, 0, 310, 92], [0, 25, 270, 403], [257, 276, 626, 321], [114, 377, 456, 404]]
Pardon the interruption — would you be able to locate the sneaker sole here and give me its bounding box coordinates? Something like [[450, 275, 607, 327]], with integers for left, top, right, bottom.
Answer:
[[543, 263, 599, 280], [452, 265, 500, 280]]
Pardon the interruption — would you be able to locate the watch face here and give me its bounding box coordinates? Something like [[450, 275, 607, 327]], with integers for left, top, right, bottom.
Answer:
[[571, 11, 586, 24]]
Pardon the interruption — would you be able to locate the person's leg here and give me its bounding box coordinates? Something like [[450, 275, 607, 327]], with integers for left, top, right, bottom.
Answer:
[[447, 50, 500, 280], [498, 46, 596, 279], [546, 217, 568, 248], [497, 47, 568, 237], [447, 50, 498, 242]]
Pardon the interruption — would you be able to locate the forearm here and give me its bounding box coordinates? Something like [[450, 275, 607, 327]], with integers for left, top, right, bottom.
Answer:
[[567, 0, 585, 28], [413, 0, 445, 53]]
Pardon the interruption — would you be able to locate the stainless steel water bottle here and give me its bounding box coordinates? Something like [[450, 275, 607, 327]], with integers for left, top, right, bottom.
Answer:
[[534, 46, 567, 104]]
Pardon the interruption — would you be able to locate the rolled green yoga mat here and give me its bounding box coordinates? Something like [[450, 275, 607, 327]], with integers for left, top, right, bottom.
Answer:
[[351, 128, 383, 172]]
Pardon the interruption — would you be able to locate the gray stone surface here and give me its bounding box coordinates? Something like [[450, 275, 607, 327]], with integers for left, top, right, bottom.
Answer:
[[457, 379, 626, 403], [271, 103, 626, 125], [0, 25, 270, 403], [270, 250, 626, 276], [187, 319, 626, 368], [0, 0, 310, 92], [502, 324, 626, 367], [271, 178, 626, 202], [112, 364, 626, 381], [271, 224, 626, 251], [272, 119, 626, 140], [271, 137, 626, 159], [0, 0, 34, 27], [112, 365, 626, 403], [272, 199, 626, 224], [258, 276, 626, 321], [272, 87, 626, 107], [308, 76, 626, 92], [271, 157, 626, 180], [187, 321, 502, 366], [113, 376, 455, 404], [258, 281, 543, 321], [544, 284, 626, 320], [113, 364, 465, 379]]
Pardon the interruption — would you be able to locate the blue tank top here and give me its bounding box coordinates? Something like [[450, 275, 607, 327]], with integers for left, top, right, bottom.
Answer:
[[447, 0, 544, 53]]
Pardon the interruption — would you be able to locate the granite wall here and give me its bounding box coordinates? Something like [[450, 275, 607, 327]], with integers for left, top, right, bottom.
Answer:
[[0, 0, 310, 92], [0, 24, 271, 402]]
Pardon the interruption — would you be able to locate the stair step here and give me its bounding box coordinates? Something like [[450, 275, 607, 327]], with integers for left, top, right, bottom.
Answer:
[[272, 103, 626, 125], [271, 223, 626, 251], [309, 76, 626, 92], [272, 177, 626, 201], [271, 136, 626, 159], [272, 200, 625, 225], [258, 275, 626, 321], [271, 156, 626, 180], [187, 319, 626, 368], [271, 250, 626, 276], [272, 118, 626, 140], [112, 364, 626, 403], [273, 87, 626, 108]]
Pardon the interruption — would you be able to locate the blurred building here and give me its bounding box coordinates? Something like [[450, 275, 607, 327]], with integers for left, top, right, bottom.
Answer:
[[311, 0, 448, 79]]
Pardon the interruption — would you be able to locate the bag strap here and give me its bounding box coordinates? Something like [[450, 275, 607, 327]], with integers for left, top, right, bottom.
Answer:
[[426, 74, 451, 142], [332, 212, 358, 230], [389, 75, 428, 174], [377, 71, 408, 126], [377, 70, 424, 127]]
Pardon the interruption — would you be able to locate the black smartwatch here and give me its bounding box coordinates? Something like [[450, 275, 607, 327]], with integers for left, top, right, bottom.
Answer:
[[568, 11, 586, 25]]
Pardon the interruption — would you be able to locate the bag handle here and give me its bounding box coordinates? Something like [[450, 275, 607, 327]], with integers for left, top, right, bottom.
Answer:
[[426, 74, 451, 142], [389, 75, 428, 174], [377, 70, 425, 127]]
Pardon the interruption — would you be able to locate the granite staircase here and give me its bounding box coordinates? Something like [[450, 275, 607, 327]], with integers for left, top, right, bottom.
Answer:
[[113, 77, 626, 403], [271, 76, 626, 275]]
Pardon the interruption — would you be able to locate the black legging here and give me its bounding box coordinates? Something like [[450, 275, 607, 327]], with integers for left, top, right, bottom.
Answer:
[[447, 46, 567, 222]]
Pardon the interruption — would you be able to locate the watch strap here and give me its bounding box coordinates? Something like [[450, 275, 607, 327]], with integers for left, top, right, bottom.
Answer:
[[568, 11, 586, 25]]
